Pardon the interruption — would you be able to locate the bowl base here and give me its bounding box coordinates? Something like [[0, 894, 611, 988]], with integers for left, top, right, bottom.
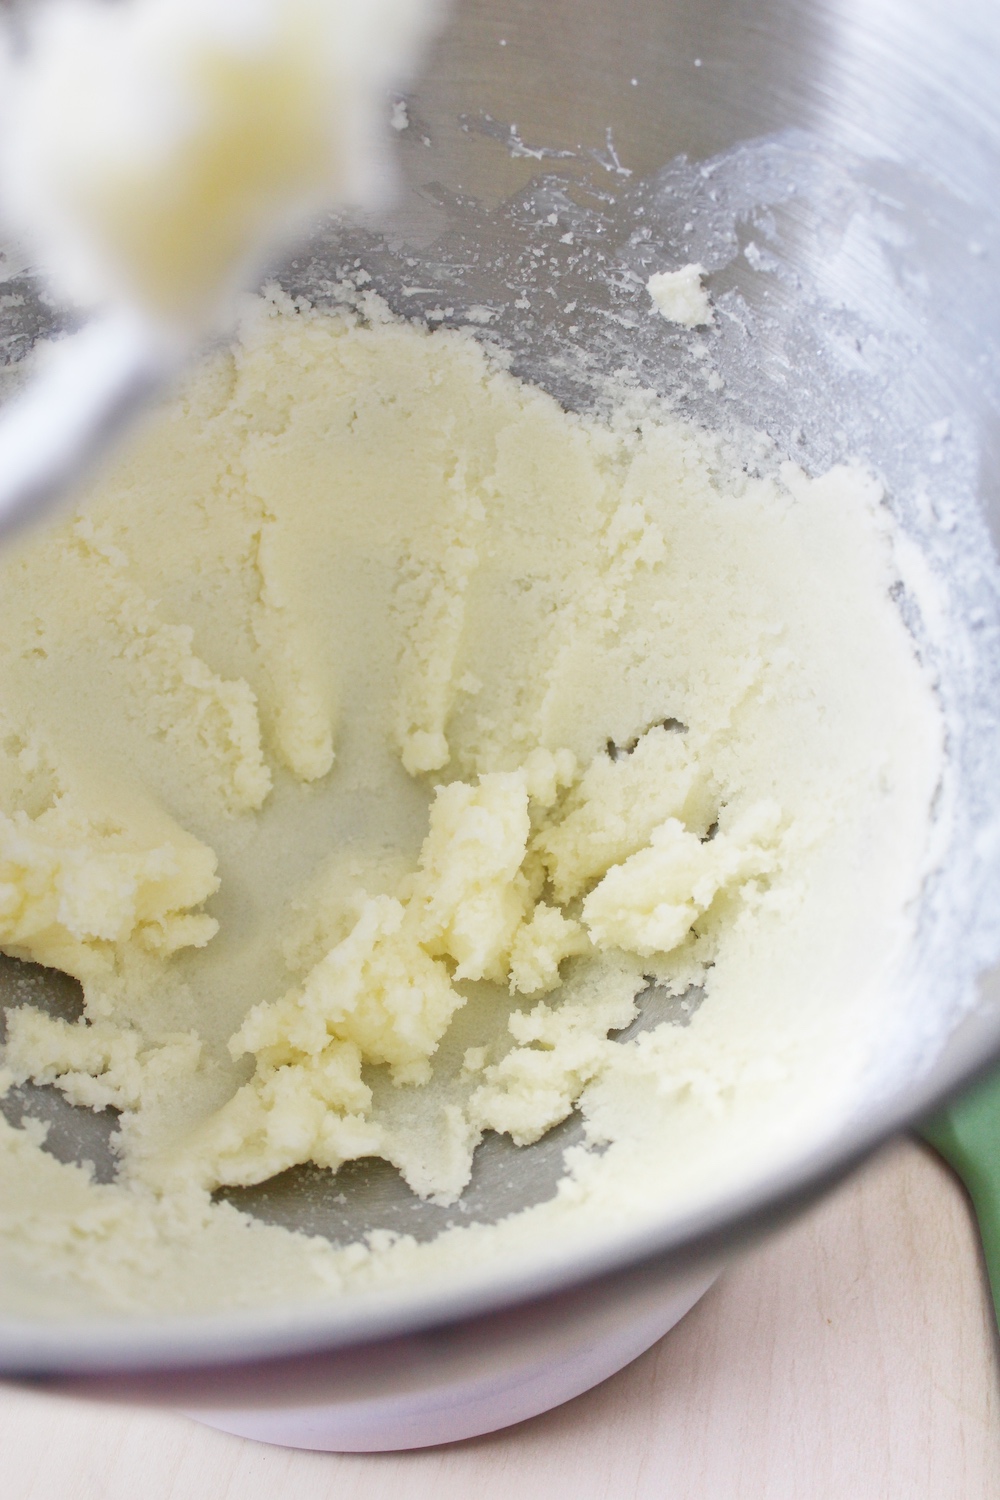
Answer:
[[184, 1270, 717, 1452]]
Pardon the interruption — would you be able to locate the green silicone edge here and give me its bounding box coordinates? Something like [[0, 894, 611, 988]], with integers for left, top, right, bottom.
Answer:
[[919, 1065, 1000, 1331]]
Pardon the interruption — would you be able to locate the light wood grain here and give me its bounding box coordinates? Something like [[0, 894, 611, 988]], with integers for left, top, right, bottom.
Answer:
[[3, 1136, 999, 1500]]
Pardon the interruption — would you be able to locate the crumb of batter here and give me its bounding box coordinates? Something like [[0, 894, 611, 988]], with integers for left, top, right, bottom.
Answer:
[[647, 265, 713, 328]]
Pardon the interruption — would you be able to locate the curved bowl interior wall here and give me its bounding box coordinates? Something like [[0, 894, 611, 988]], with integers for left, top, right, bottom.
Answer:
[[0, 0, 999, 1386]]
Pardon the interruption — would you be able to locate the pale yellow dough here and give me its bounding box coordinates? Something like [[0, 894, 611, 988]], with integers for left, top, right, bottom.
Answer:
[[1, 0, 438, 322], [0, 291, 941, 1316]]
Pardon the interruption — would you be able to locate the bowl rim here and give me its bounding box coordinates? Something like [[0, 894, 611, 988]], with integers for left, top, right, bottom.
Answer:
[[0, 969, 996, 1381]]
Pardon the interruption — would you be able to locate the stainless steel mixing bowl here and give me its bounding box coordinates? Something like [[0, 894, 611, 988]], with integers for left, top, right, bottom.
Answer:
[[2, 0, 1000, 1451]]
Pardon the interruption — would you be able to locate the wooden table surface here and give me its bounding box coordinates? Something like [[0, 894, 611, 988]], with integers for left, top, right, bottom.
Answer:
[[3, 1136, 999, 1499]]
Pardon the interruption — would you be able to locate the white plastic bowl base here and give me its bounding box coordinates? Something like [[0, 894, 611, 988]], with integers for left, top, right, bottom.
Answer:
[[183, 1269, 718, 1452]]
